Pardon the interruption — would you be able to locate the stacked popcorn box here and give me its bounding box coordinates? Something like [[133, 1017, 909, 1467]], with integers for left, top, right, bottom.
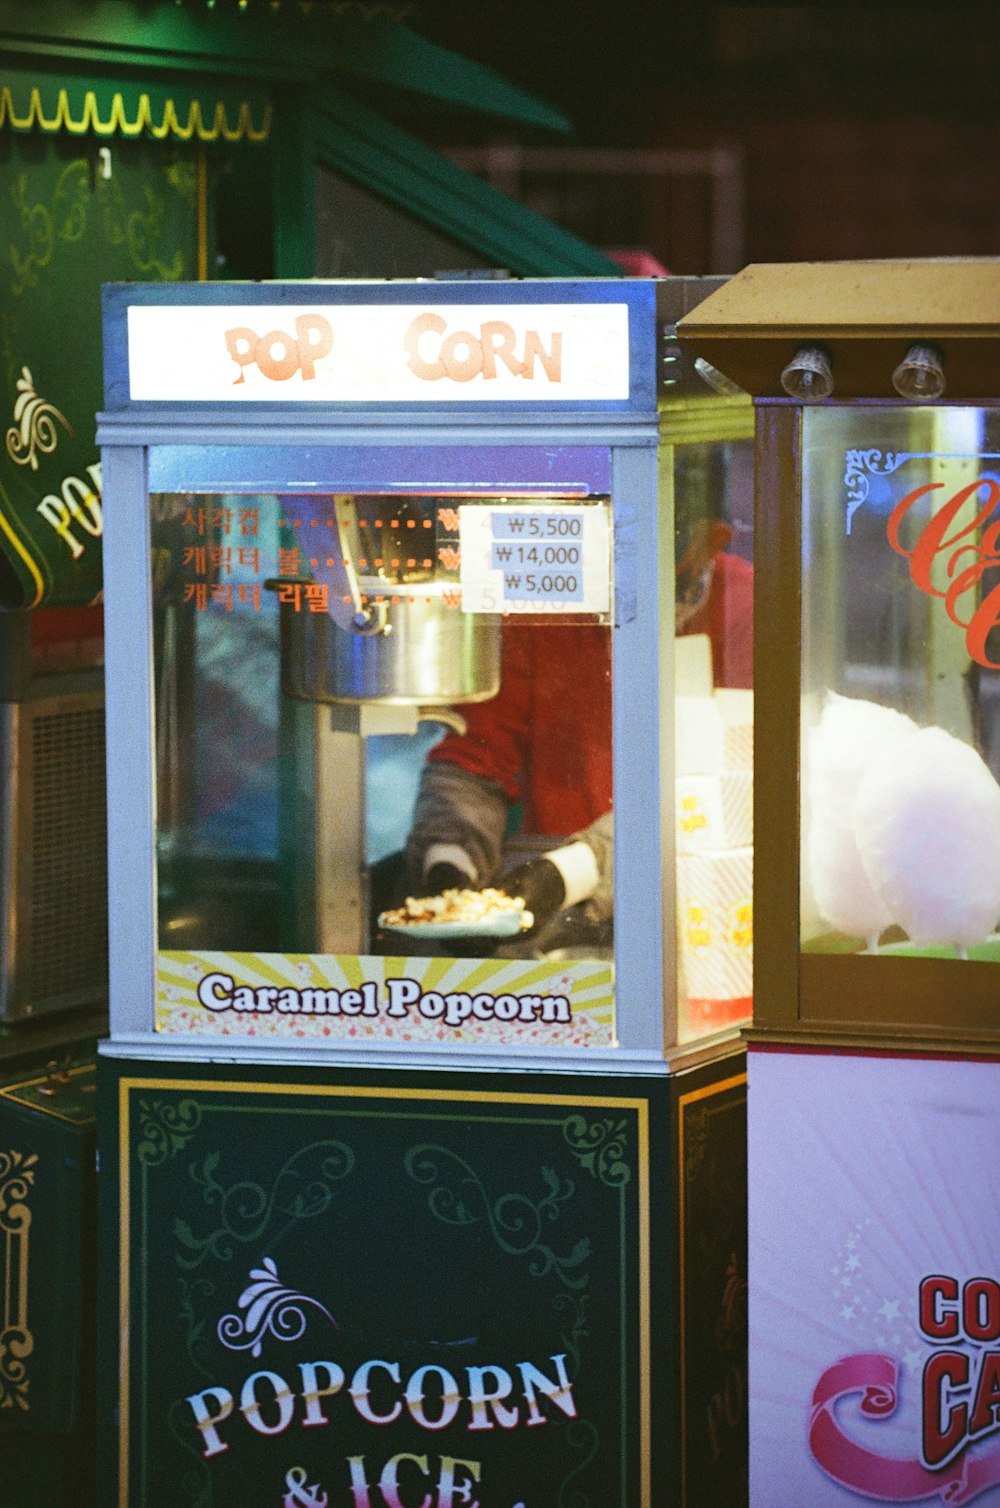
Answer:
[[674, 636, 753, 1037]]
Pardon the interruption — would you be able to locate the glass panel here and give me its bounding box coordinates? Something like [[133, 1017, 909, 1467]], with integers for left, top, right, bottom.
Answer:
[[314, 165, 490, 279], [801, 405, 1000, 962], [150, 485, 616, 1050], [673, 438, 755, 1041]]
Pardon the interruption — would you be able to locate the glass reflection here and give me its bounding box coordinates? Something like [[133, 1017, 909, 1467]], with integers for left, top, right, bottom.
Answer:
[[802, 407, 1000, 961]]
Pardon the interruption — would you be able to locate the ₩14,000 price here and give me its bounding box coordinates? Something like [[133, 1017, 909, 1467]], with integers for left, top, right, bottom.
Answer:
[[490, 543, 582, 569]]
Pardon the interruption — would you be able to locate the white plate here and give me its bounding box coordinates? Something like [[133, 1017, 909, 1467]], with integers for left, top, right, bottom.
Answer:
[[377, 911, 526, 940]]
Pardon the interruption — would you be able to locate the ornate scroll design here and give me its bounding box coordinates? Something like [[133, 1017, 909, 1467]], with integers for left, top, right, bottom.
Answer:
[[843, 449, 906, 534], [167, 1274, 219, 1506], [715, 1252, 748, 1355], [562, 1115, 632, 1188], [404, 1144, 591, 1290], [7, 159, 189, 298], [6, 365, 73, 470], [683, 1099, 712, 1181], [557, 1417, 601, 1508], [0, 1149, 36, 1411], [9, 172, 55, 296], [552, 1290, 591, 1375], [8, 162, 91, 295], [126, 186, 186, 281], [217, 1257, 338, 1358], [177, 1273, 217, 1377], [174, 1140, 356, 1268], [137, 1098, 203, 1165]]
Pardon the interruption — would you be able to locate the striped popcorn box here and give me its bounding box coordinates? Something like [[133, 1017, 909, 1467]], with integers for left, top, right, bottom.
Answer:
[[676, 846, 753, 1005], [717, 689, 753, 772], [676, 772, 753, 854]]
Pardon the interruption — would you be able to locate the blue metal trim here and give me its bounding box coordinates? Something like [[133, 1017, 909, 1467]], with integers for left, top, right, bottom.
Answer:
[[609, 442, 667, 1051], [101, 444, 158, 1035], [98, 415, 659, 446], [101, 279, 657, 418], [148, 443, 613, 494], [103, 277, 646, 308]]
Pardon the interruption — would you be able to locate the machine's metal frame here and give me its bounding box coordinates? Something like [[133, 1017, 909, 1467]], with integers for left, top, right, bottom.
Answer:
[[96, 277, 705, 1071]]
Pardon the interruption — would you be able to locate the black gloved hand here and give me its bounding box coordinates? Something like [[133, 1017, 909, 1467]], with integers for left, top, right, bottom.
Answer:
[[423, 861, 474, 895], [499, 856, 566, 937]]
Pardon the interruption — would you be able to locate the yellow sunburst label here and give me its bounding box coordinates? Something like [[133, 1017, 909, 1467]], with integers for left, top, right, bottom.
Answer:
[[156, 950, 614, 1050]]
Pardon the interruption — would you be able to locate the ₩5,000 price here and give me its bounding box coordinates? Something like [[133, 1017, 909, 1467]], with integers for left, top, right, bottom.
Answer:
[[501, 570, 582, 602]]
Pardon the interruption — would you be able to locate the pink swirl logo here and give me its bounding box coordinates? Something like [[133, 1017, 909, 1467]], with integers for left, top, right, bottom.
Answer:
[[810, 1353, 1000, 1504]]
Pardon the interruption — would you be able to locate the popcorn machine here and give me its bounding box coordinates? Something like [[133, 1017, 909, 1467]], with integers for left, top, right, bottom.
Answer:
[[96, 277, 753, 1507], [680, 259, 1000, 1506]]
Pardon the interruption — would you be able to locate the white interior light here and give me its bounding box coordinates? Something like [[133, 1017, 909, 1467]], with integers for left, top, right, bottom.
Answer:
[[694, 356, 745, 397], [892, 343, 946, 401], [780, 345, 834, 401]]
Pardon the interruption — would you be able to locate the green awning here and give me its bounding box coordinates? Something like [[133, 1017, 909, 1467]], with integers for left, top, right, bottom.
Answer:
[[0, 65, 271, 141], [321, 14, 572, 133], [310, 82, 620, 277], [0, 2, 570, 133]]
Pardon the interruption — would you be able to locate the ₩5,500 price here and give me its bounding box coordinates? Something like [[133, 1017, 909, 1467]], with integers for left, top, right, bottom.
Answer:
[[492, 511, 583, 540]]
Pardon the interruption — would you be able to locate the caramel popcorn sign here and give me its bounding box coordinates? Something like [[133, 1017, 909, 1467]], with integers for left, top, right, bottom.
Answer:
[[156, 949, 614, 1051], [125, 302, 631, 403]]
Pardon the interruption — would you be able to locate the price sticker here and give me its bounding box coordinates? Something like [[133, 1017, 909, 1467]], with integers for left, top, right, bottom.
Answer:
[[459, 504, 610, 614]]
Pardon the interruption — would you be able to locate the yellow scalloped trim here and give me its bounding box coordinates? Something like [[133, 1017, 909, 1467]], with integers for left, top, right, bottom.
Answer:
[[0, 85, 271, 143]]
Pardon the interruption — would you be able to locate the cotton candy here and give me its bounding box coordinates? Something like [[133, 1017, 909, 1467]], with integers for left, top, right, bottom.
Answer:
[[854, 726, 1000, 949], [806, 694, 919, 940]]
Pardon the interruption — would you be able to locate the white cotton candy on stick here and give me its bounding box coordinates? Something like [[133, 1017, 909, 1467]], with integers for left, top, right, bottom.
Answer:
[[806, 694, 919, 940], [808, 808, 896, 940], [809, 693, 919, 804], [853, 726, 1000, 949]]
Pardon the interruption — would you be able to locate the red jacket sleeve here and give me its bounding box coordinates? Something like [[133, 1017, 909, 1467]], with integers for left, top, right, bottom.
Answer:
[[427, 621, 534, 804]]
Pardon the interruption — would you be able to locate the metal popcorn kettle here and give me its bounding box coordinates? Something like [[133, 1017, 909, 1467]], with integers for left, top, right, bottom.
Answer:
[[273, 493, 501, 706]]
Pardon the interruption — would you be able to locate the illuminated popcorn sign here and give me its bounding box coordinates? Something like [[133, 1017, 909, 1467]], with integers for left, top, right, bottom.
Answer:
[[125, 301, 631, 403]]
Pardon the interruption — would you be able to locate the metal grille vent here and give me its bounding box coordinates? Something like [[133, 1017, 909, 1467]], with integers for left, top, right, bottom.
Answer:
[[29, 702, 108, 1004]]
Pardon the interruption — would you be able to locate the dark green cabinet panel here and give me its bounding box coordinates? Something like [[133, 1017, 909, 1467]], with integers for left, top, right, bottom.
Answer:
[[98, 1053, 746, 1507]]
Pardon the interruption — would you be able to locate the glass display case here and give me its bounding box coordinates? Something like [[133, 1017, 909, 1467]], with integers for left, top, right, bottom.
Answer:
[[151, 482, 615, 1051], [663, 399, 754, 1043], [679, 257, 1000, 1047], [96, 277, 754, 1064]]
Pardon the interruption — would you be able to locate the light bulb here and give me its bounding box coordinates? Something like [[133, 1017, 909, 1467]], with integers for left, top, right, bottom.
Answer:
[[892, 344, 946, 402], [780, 345, 834, 401], [694, 357, 745, 397]]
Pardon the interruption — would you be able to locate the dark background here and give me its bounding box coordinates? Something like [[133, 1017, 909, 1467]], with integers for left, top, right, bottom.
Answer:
[[404, 3, 1000, 272]]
